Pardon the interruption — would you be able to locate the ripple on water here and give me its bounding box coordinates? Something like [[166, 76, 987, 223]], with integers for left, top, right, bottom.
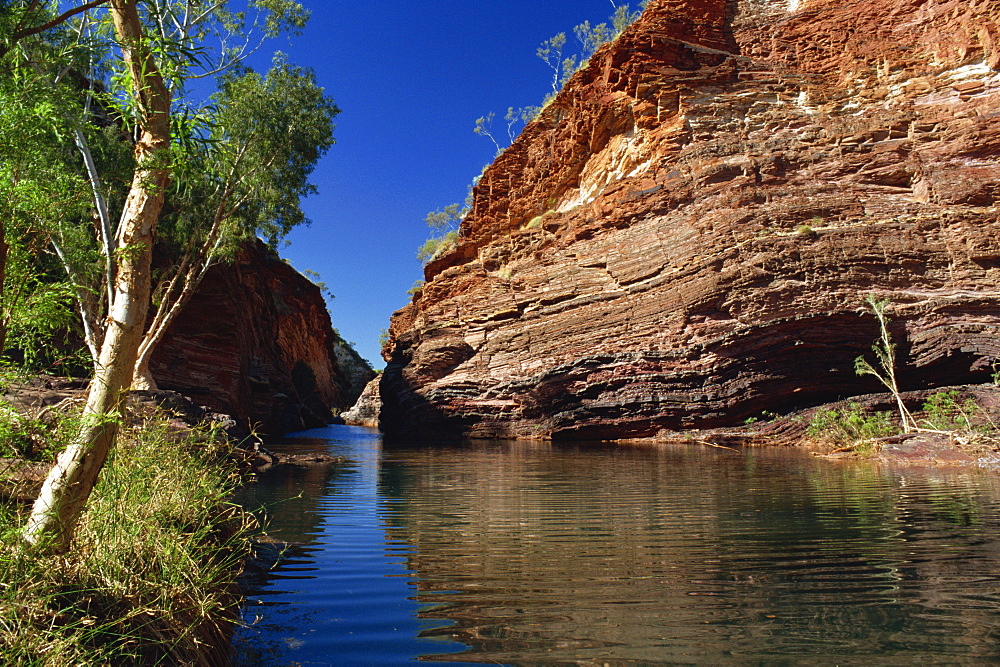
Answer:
[[233, 428, 1000, 665]]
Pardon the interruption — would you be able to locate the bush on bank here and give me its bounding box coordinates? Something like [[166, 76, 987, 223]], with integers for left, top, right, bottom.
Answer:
[[0, 411, 252, 665]]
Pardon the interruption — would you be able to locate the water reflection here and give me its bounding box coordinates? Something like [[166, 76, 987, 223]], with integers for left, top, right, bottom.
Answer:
[[234, 427, 1000, 665], [380, 441, 1000, 664], [231, 427, 468, 665]]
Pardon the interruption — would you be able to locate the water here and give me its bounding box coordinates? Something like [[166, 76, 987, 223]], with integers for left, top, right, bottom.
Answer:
[[231, 425, 1000, 665]]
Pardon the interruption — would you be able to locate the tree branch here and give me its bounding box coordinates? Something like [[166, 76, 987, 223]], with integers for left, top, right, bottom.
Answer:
[[5, 1, 111, 50]]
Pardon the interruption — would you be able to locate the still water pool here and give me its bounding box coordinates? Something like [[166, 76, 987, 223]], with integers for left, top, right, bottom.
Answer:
[[230, 424, 1000, 665]]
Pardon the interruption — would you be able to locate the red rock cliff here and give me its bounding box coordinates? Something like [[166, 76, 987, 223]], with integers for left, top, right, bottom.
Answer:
[[152, 240, 375, 435], [382, 0, 1000, 440]]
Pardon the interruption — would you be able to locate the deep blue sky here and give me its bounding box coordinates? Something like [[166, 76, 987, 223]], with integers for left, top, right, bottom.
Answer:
[[254, 1, 637, 367]]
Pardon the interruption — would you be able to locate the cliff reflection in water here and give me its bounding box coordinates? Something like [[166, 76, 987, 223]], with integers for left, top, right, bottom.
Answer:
[[240, 439, 344, 538], [378, 441, 1000, 664]]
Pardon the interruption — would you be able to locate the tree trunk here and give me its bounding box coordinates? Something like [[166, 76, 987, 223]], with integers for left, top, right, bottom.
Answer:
[[131, 251, 218, 391], [23, 0, 170, 553], [131, 361, 157, 390]]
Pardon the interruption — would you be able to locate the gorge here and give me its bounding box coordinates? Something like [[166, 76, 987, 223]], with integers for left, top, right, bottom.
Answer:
[[375, 0, 1000, 442], [8, 0, 1000, 662]]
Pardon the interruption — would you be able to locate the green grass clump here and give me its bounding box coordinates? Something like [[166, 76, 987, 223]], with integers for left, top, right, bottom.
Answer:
[[807, 403, 898, 452], [920, 390, 979, 431], [0, 415, 251, 665]]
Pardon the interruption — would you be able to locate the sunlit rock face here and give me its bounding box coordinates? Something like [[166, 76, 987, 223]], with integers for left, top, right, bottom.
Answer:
[[381, 0, 1000, 441], [341, 376, 382, 428], [153, 240, 375, 435]]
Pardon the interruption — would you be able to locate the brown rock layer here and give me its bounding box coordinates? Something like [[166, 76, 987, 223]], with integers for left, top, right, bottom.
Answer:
[[382, 0, 1000, 441], [152, 240, 375, 435]]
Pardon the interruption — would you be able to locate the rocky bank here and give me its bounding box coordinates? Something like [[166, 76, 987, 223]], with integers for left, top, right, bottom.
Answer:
[[380, 0, 1000, 440], [152, 239, 374, 435]]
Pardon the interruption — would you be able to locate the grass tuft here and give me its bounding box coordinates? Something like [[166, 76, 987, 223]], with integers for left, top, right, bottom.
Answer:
[[0, 412, 251, 665], [806, 403, 898, 453]]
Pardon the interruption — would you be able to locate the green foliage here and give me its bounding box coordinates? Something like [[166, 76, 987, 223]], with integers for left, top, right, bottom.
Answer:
[[417, 202, 467, 264], [573, 20, 613, 63], [435, 2, 649, 281], [1, 0, 334, 374], [0, 53, 91, 363], [2, 259, 79, 371], [0, 393, 87, 460], [417, 230, 458, 264], [406, 280, 425, 296], [0, 415, 250, 664], [0, 62, 87, 219], [0, 402, 42, 459], [302, 269, 334, 303], [744, 410, 780, 427], [536, 3, 643, 97], [473, 112, 501, 153], [106, 0, 312, 96], [920, 390, 979, 431], [414, 168, 482, 266], [536, 31, 567, 92], [157, 54, 338, 263], [855, 294, 917, 431], [807, 403, 898, 449], [213, 55, 338, 244], [474, 106, 541, 155], [478, 2, 648, 155], [425, 202, 466, 234]]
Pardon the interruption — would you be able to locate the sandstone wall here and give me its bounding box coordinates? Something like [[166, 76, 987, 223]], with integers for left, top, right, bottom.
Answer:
[[383, 0, 1000, 440], [153, 240, 375, 435]]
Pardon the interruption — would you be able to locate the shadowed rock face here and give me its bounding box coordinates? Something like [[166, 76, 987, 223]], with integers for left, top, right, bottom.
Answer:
[[152, 240, 375, 435], [380, 0, 1000, 441]]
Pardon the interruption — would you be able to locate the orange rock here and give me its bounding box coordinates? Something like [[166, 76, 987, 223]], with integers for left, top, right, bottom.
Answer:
[[381, 0, 1000, 441]]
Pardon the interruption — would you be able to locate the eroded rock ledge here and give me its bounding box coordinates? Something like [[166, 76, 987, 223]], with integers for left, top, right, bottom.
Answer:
[[381, 0, 1000, 441]]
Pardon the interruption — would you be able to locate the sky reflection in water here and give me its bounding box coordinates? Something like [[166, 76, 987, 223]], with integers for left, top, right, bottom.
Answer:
[[232, 425, 1000, 665]]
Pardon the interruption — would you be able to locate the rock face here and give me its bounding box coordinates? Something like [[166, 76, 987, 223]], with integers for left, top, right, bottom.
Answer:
[[152, 240, 375, 435], [341, 376, 382, 428], [382, 0, 1000, 441]]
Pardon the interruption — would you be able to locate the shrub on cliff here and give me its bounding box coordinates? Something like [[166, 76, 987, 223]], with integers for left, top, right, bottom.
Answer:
[[419, 3, 649, 267], [475, 2, 649, 153], [417, 203, 466, 264]]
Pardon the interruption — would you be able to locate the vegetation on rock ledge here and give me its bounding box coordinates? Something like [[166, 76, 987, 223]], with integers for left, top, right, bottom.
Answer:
[[416, 1, 649, 267]]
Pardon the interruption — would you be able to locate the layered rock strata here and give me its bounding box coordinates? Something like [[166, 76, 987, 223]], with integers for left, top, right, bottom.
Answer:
[[381, 0, 1000, 440], [152, 240, 375, 435]]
